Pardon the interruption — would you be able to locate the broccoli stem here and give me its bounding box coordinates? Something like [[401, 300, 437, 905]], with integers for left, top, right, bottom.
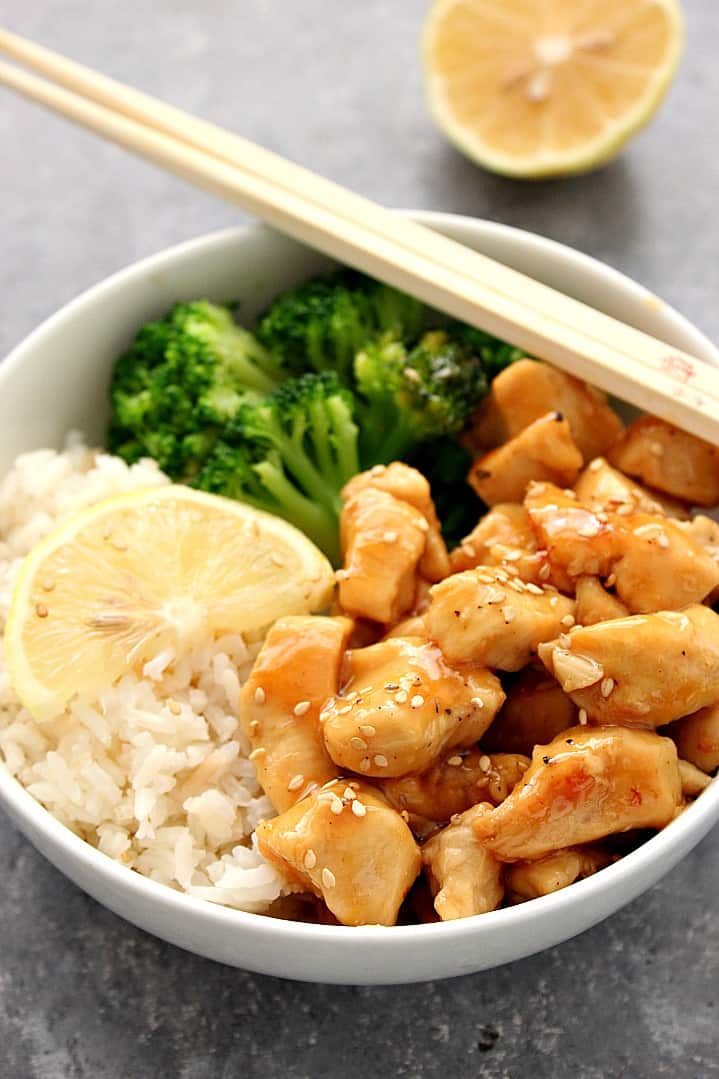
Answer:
[[253, 460, 340, 563]]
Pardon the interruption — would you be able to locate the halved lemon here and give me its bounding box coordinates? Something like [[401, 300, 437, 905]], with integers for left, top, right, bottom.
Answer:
[[423, 0, 684, 178], [5, 486, 334, 719]]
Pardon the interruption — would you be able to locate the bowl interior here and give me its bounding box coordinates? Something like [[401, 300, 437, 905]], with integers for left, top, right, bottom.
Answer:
[[1, 213, 717, 984]]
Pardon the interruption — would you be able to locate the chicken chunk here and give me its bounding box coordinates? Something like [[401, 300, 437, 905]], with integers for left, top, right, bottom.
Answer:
[[670, 703, 719, 774], [608, 416, 719, 507], [469, 412, 583, 506], [321, 636, 504, 778], [469, 359, 623, 460], [426, 564, 575, 671], [381, 750, 529, 829], [575, 457, 689, 518], [472, 727, 683, 861], [239, 616, 352, 812], [422, 803, 504, 921], [256, 779, 421, 926], [506, 846, 614, 903], [525, 482, 719, 612], [678, 515, 719, 604], [678, 759, 712, 798], [450, 503, 542, 579], [339, 488, 426, 624], [538, 606, 719, 728], [483, 668, 577, 756], [574, 576, 629, 627], [342, 462, 450, 581]]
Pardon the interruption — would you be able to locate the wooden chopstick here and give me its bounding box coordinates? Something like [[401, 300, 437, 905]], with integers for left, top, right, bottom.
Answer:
[[1, 30, 718, 445]]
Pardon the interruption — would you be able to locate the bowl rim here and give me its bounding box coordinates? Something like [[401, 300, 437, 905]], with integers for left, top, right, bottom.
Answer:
[[1, 211, 718, 951]]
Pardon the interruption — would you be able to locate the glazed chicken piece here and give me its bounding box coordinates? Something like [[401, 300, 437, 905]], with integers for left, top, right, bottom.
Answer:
[[678, 515, 719, 604], [468, 412, 583, 506], [238, 616, 352, 812], [574, 457, 689, 518], [525, 482, 719, 613], [608, 415, 719, 507], [321, 636, 504, 778], [342, 462, 450, 581], [256, 779, 421, 926], [538, 605, 719, 728], [472, 727, 683, 862], [382, 750, 529, 830], [450, 502, 541, 576], [468, 359, 623, 461], [574, 576, 629, 627], [426, 564, 575, 671], [338, 487, 426, 624], [482, 668, 577, 756], [506, 846, 615, 903], [670, 703, 719, 774], [677, 759, 712, 798], [422, 803, 504, 921]]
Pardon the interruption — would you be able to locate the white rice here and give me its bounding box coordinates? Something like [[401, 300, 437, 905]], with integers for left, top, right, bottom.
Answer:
[[0, 436, 284, 912]]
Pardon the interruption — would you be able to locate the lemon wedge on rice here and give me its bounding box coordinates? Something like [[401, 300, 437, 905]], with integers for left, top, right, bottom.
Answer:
[[4, 486, 334, 720], [422, 0, 684, 179]]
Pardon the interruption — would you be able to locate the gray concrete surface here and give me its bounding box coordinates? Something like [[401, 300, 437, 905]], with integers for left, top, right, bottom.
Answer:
[[1, 2, 718, 1076]]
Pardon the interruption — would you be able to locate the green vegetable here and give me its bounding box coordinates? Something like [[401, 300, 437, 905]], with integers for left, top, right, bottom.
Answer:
[[408, 437, 483, 549], [448, 322, 526, 381], [194, 372, 359, 563], [255, 270, 425, 386], [353, 330, 487, 466], [108, 301, 282, 479]]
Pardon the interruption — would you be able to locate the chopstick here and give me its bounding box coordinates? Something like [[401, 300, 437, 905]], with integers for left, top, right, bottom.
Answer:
[[1, 29, 718, 445]]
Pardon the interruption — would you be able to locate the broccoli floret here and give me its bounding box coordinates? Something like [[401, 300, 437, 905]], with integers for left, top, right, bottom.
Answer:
[[408, 437, 483, 548], [448, 322, 526, 381], [353, 330, 487, 466], [108, 301, 282, 479], [194, 372, 359, 562], [255, 270, 425, 385]]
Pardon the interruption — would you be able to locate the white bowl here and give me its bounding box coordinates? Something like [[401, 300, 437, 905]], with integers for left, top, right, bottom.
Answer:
[[0, 213, 717, 985]]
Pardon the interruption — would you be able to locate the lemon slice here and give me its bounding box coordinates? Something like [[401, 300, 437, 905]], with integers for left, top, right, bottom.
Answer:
[[5, 486, 334, 719], [423, 0, 684, 178]]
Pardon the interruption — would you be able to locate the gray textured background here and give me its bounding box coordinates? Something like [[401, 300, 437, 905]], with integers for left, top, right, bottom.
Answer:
[[1, 2, 718, 1077]]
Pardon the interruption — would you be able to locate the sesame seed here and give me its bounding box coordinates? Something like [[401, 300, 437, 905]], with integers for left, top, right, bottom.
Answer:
[[293, 700, 311, 716], [337, 705, 352, 715], [350, 736, 368, 750], [383, 531, 398, 543], [359, 686, 375, 695], [501, 606, 516, 623], [351, 800, 367, 818], [410, 695, 425, 709], [616, 504, 632, 516], [168, 699, 182, 716], [400, 810, 410, 823], [343, 787, 356, 800], [359, 757, 371, 772], [471, 696, 485, 709], [485, 586, 507, 604], [525, 582, 543, 595], [254, 687, 266, 706], [649, 441, 665, 457], [249, 748, 266, 760], [330, 796, 344, 815], [605, 574, 617, 588], [600, 677, 615, 698], [395, 691, 409, 704], [577, 525, 600, 539], [508, 579, 525, 593], [359, 724, 376, 737], [495, 569, 510, 583], [478, 572, 495, 584], [462, 543, 476, 558], [504, 549, 522, 562], [538, 563, 551, 581], [374, 754, 389, 768], [596, 512, 609, 524], [579, 708, 588, 725], [561, 614, 575, 628], [322, 867, 336, 889], [589, 458, 604, 472], [479, 755, 491, 773], [304, 849, 317, 870], [335, 569, 350, 581], [549, 596, 559, 607], [417, 518, 430, 533], [447, 755, 463, 766], [287, 773, 305, 792], [370, 464, 386, 476], [657, 533, 670, 549], [321, 779, 338, 790], [35, 603, 48, 618]]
